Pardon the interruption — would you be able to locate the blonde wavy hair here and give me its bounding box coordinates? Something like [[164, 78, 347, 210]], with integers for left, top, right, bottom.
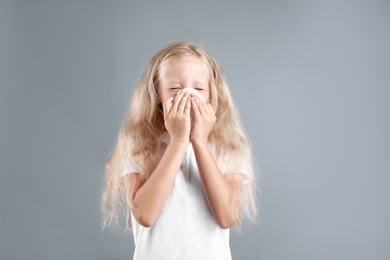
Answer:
[[101, 40, 258, 233]]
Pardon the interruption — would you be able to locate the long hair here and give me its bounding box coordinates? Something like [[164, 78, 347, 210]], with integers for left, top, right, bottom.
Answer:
[[101, 40, 259, 232]]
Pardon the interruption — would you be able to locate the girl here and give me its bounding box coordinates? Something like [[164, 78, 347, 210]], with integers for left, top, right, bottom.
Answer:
[[101, 40, 258, 260]]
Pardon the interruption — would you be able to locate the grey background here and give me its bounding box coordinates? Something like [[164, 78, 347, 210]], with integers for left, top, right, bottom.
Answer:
[[1, 0, 389, 259]]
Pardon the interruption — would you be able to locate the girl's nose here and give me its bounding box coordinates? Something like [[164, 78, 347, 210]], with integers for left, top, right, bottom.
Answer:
[[176, 88, 205, 102]]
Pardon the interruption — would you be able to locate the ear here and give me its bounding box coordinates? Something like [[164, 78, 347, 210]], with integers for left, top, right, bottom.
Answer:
[[155, 89, 163, 109], [157, 102, 163, 110]]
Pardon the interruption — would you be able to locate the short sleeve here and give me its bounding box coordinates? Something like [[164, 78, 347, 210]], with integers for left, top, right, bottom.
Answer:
[[219, 160, 250, 184], [122, 153, 140, 177], [212, 144, 251, 185], [240, 164, 251, 185]]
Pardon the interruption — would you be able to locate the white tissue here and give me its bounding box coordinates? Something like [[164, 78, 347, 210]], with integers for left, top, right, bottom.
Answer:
[[168, 88, 205, 111], [176, 88, 205, 102]]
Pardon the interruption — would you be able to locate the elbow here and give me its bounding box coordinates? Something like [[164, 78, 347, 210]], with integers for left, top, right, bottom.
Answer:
[[216, 214, 238, 229], [218, 220, 236, 229], [127, 199, 158, 228], [130, 209, 157, 228], [137, 216, 155, 228]]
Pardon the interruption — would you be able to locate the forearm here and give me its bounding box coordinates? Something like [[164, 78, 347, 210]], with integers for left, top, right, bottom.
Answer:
[[132, 140, 188, 227], [192, 140, 239, 229]]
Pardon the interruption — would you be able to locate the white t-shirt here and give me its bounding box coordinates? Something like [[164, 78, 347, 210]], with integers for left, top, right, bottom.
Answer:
[[122, 131, 247, 260]]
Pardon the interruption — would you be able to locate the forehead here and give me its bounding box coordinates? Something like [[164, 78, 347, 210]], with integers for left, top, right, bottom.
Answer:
[[159, 55, 209, 82]]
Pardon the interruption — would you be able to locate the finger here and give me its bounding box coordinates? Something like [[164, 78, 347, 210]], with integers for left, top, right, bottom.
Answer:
[[178, 91, 191, 113], [207, 103, 215, 115], [163, 97, 174, 117], [193, 95, 206, 115], [171, 89, 187, 112], [191, 96, 201, 117], [184, 95, 191, 116]]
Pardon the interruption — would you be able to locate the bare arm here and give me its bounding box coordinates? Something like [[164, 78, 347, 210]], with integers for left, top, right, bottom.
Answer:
[[123, 140, 188, 227], [190, 96, 242, 229], [192, 140, 242, 229], [123, 91, 192, 227]]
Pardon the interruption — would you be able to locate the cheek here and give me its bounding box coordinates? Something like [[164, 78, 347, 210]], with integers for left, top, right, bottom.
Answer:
[[159, 90, 176, 103], [203, 90, 211, 103], [201, 93, 209, 103]]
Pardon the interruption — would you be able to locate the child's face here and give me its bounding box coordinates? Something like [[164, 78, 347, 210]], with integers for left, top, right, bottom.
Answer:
[[157, 55, 210, 105]]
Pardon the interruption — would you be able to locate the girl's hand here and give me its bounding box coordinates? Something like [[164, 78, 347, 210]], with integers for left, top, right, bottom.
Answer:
[[190, 95, 216, 144], [163, 90, 192, 144]]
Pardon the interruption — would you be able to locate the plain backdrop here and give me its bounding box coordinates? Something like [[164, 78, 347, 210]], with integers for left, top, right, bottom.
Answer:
[[1, 0, 389, 259]]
